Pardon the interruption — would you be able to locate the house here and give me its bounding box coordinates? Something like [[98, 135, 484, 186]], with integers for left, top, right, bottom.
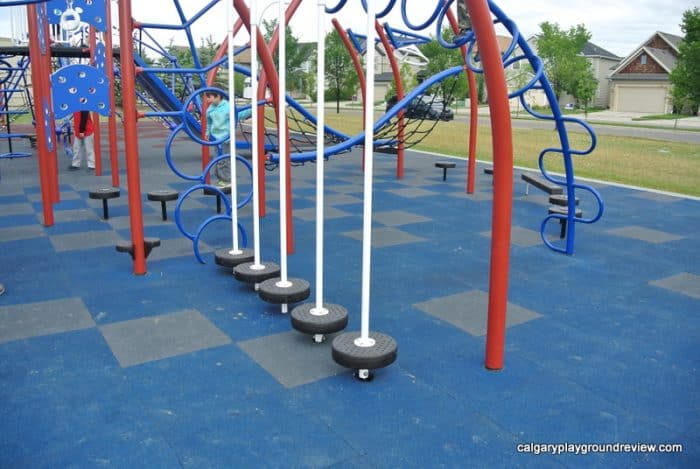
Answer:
[[608, 32, 682, 114], [513, 36, 621, 110]]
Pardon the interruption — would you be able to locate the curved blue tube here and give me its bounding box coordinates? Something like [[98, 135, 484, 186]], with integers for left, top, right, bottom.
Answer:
[[192, 215, 248, 264]]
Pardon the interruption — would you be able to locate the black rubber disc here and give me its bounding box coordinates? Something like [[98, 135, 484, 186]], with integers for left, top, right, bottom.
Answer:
[[147, 189, 179, 202], [89, 187, 120, 199], [332, 331, 398, 371], [214, 248, 254, 268], [291, 303, 348, 335], [233, 261, 280, 284], [258, 277, 310, 304]]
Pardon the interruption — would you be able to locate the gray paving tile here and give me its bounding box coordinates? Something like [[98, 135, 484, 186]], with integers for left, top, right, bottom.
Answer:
[[480, 226, 543, 248], [238, 330, 346, 388], [43, 208, 98, 223], [451, 190, 493, 201], [26, 191, 81, 203], [605, 226, 683, 244], [0, 297, 95, 344], [294, 206, 351, 222], [0, 202, 34, 216], [327, 183, 362, 194], [372, 210, 431, 226], [414, 289, 542, 336], [631, 191, 682, 203], [48, 230, 123, 252], [342, 226, 426, 248], [650, 272, 700, 300], [99, 309, 231, 368], [386, 187, 438, 198], [146, 237, 214, 262], [0, 225, 46, 241], [323, 193, 363, 206]]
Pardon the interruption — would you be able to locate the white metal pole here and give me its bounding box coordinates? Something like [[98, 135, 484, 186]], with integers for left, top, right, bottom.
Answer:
[[250, 0, 263, 266], [357, 0, 376, 346], [277, 0, 290, 287], [313, 0, 326, 314], [226, 0, 241, 254]]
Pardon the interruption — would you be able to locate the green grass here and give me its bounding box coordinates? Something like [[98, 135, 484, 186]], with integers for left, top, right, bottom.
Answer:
[[324, 111, 700, 197], [633, 114, 692, 121]]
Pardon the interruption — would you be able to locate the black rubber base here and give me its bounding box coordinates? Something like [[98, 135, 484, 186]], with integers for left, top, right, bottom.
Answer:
[[89, 187, 120, 200], [291, 303, 348, 335], [233, 261, 280, 284], [258, 277, 310, 305], [116, 237, 161, 259], [147, 189, 179, 221], [214, 248, 254, 268], [332, 331, 398, 371]]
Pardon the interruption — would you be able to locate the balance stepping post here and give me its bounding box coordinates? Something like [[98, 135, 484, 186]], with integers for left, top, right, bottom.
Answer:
[[435, 161, 456, 181], [203, 185, 231, 214], [116, 237, 161, 259], [147, 189, 179, 221], [89, 187, 120, 219]]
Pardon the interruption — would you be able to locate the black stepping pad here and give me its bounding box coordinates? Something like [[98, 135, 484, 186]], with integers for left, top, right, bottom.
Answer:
[[258, 277, 310, 305], [233, 261, 280, 284], [203, 185, 231, 214], [291, 303, 348, 336], [435, 161, 456, 181], [548, 205, 583, 238], [332, 331, 398, 376], [147, 189, 179, 221], [214, 248, 254, 268], [549, 194, 580, 207], [116, 237, 161, 259], [88, 187, 120, 219]]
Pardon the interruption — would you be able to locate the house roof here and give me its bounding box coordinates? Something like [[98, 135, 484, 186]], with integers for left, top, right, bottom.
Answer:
[[582, 42, 621, 60], [609, 31, 681, 79]]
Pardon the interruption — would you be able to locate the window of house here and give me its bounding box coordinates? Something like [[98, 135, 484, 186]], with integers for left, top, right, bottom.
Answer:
[[640, 54, 647, 65]]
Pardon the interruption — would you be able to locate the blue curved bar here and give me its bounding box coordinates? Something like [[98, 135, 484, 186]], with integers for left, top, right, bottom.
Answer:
[[360, 0, 398, 19], [400, 0, 443, 31], [192, 215, 248, 264]]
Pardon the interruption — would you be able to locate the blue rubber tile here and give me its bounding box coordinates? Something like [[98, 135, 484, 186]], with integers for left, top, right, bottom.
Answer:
[[0, 329, 179, 468], [99, 309, 232, 368], [0, 213, 38, 228]]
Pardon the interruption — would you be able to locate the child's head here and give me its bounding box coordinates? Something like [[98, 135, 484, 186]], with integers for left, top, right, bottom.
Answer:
[[204, 90, 224, 104]]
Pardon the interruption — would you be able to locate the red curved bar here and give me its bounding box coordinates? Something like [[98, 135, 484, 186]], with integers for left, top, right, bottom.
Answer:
[[375, 22, 405, 179], [466, 0, 514, 370], [104, 0, 120, 187]]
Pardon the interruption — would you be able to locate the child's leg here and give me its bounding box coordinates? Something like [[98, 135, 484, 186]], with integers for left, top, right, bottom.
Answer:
[[70, 136, 83, 167], [214, 145, 231, 183], [84, 134, 95, 169], [457, 1, 471, 31]]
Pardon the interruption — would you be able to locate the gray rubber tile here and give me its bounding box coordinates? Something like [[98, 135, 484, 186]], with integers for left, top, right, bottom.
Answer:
[[48, 230, 123, 252], [372, 210, 431, 226], [323, 194, 363, 206], [100, 309, 231, 368], [452, 190, 493, 201], [605, 226, 682, 244], [0, 297, 95, 344], [0, 225, 46, 242], [480, 226, 543, 248], [0, 202, 34, 216], [650, 272, 700, 299], [342, 226, 426, 248], [238, 330, 346, 388], [294, 206, 351, 222], [146, 237, 213, 262], [386, 187, 438, 198], [414, 290, 542, 336], [48, 208, 105, 223]]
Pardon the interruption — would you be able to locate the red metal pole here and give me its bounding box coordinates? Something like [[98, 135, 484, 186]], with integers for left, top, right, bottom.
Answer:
[[332, 19, 366, 169], [446, 7, 478, 194], [89, 26, 103, 176], [26, 3, 54, 227], [466, 0, 513, 370], [104, 0, 120, 187], [41, 10, 59, 203], [118, 0, 147, 275], [375, 22, 405, 179]]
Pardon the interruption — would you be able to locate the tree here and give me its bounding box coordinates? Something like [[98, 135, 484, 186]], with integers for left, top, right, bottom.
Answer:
[[572, 67, 597, 117], [418, 34, 468, 103], [322, 29, 359, 113], [670, 7, 700, 115], [536, 22, 595, 104], [262, 20, 314, 97]]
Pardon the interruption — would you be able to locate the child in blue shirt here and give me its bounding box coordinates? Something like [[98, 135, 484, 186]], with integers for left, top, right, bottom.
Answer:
[[204, 90, 252, 187]]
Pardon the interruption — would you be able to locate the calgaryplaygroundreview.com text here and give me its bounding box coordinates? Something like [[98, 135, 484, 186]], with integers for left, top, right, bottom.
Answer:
[[516, 442, 684, 456]]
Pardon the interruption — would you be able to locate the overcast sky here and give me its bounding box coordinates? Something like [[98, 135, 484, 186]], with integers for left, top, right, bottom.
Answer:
[[0, 1, 694, 58]]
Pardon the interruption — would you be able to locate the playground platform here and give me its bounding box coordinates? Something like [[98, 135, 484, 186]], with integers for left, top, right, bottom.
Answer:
[[0, 123, 698, 467]]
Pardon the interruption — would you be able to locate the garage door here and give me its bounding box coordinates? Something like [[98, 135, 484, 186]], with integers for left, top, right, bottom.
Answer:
[[616, 86, 667, 113]]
